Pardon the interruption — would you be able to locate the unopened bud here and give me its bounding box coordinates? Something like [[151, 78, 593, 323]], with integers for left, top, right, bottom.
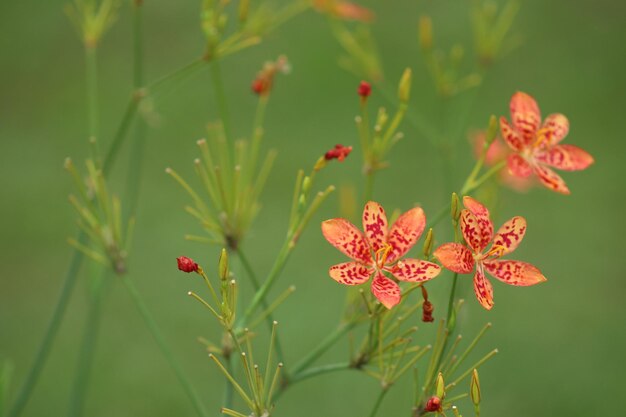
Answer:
[[398, 68, 412, 103], [238, 0, 250, 23], [485, 115, 498, 145], [302, 176, 312, 194], [418, 15, 433, 51], [358, 80, 372, 99], [471, 368, 481, 408], [451, 192, 460, 221], [422, 228, 434, 259], [424, 396, 441, 412], [177, 256, 199, 273], [218, 248, 229, 281], [435, 372, 445, 399]]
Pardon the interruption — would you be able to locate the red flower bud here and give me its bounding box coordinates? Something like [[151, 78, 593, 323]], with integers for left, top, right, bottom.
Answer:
[[177, 256, 198, 273], [324, 144, 353, 162], [424, 396, 442, 412], [357, 80, 371, 98], [251, 78, 271, 95]]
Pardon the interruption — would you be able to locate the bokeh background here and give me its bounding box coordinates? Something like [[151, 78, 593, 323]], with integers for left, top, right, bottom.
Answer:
[[2, 0, 625, 416]]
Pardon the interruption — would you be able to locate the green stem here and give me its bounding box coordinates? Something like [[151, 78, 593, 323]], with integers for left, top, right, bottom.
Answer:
[[235, 249, 286, 364], [122, 278, 209, 417], [67, 273, 110, 417], [445, 273, 459, 333], [222, 356, 234, 413], [461, 160, 506, 195], [364, 172, 375, 203], [368, 388, 390, 417], [289, 322, 355, 377], [210, 60, 231, 140], [287, 362, 352, 385], [6, 244, 86, 417], [85, 45, 99, 160]]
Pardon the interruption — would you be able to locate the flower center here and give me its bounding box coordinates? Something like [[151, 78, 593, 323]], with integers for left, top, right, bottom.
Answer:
[[374, 243, 393, 269]]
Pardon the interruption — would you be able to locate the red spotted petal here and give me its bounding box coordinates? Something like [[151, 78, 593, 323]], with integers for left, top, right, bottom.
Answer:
[[371, 272, 401, 309], [510, 92, 541, 145], [462, 196, 493, 250], [473, 263, 494, 310], [483, 259, 547, 286], [461, 209, 492, 253], [322, 219, 373, 264], [534, 165, 570, 194], [507, 154, 532, 178], [536, 145, 594, 172], [433, 243, 475, 274], [500, 117, 525, 151], [362, 201, 389, 253], [490, 216, 526, 257], [537, 113, 569, 146], [387, 206, 426, 263], [329, 262, 373, 285], [388, 259, 441, 283]]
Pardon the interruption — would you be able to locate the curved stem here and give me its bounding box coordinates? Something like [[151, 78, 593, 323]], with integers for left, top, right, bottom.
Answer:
[[123, 278, 209, 417], [6, 244, 86, 417], [67, 273, 110, 417], [235, 249, 286, 364], [368, 388, 390, 417]]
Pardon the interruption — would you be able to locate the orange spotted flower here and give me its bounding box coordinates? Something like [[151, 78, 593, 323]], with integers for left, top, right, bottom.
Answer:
[[434, 196, 546, 310], [322, 202, 441, 309], [500, 92, 594, 194]]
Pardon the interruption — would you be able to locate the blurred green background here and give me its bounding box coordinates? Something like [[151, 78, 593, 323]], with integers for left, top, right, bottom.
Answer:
[[2, 0, 625, 416]]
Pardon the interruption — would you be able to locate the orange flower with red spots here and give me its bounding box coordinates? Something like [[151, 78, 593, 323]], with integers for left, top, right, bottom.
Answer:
[[322, 202, 441, 309], [434, 196, 547, 310], [500, 92, 594, 194]]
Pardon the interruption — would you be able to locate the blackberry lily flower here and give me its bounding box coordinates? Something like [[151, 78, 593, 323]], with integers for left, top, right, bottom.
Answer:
[[434, 196, 547, 310], [322, 201, 441, 309], [500, 92, 594, 194]]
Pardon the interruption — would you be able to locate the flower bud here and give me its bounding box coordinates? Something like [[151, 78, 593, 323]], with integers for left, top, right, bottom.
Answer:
[[450, 192, 460, 221], [435, 372, 445, 399], [358, 80, 372, 98], [418, 15, 433, 51], [218, 248, 229, 281], [177, 256, 198, 273], [422, 228, 434, 259], [424, 396, 441, 412], [398, 68, 412, 103], [485, 114, 498, 145], [471, 368, 481, 409]]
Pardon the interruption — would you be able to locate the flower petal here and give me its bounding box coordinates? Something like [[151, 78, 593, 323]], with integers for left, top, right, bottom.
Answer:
[[462, 196, 494, 250], [537, 113, 569, 146], [473, 263, 494, 310], [558, 145, 594, 171], [499, 117, 525, 151], [483, 259, 547, 286], [371, 272, 401, 309], [362, 201, 389, 254], [510, 92, 541, 145], [461, 209, 491, 253], [329, 262, 373, 285], [433, 243, 475, 274], [507, 154, 532, 178], [387, 206, 426, 263], [322, 219, 373, 264], [490, 216, 526, 257], [388, 259, 441, 283], [534, 165, 570, 194], [536, 145, 594, 172]]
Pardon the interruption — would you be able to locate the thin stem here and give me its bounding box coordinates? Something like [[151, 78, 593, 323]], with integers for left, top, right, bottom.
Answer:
[[287, 362, 352, 385], [210, 60, 231, 140], [222, 356, 234, 413], [85, 45, 99, 159], [289, 322, 355, 377], [462, 160, 506, 195], [67, 272, 110, 417], [446, 273, 459, 331], [123, 278, 209, 417], [364, 172, 375, 203], [368, 388, 390, 417], [6, 243, 86, 417]]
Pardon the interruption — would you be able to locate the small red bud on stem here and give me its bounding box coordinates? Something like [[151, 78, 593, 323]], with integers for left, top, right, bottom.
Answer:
[[324, 144, 353, 162], [358, 80, 371, 99], [424, 396, 442, 412], [177, 256, 199, 273]]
